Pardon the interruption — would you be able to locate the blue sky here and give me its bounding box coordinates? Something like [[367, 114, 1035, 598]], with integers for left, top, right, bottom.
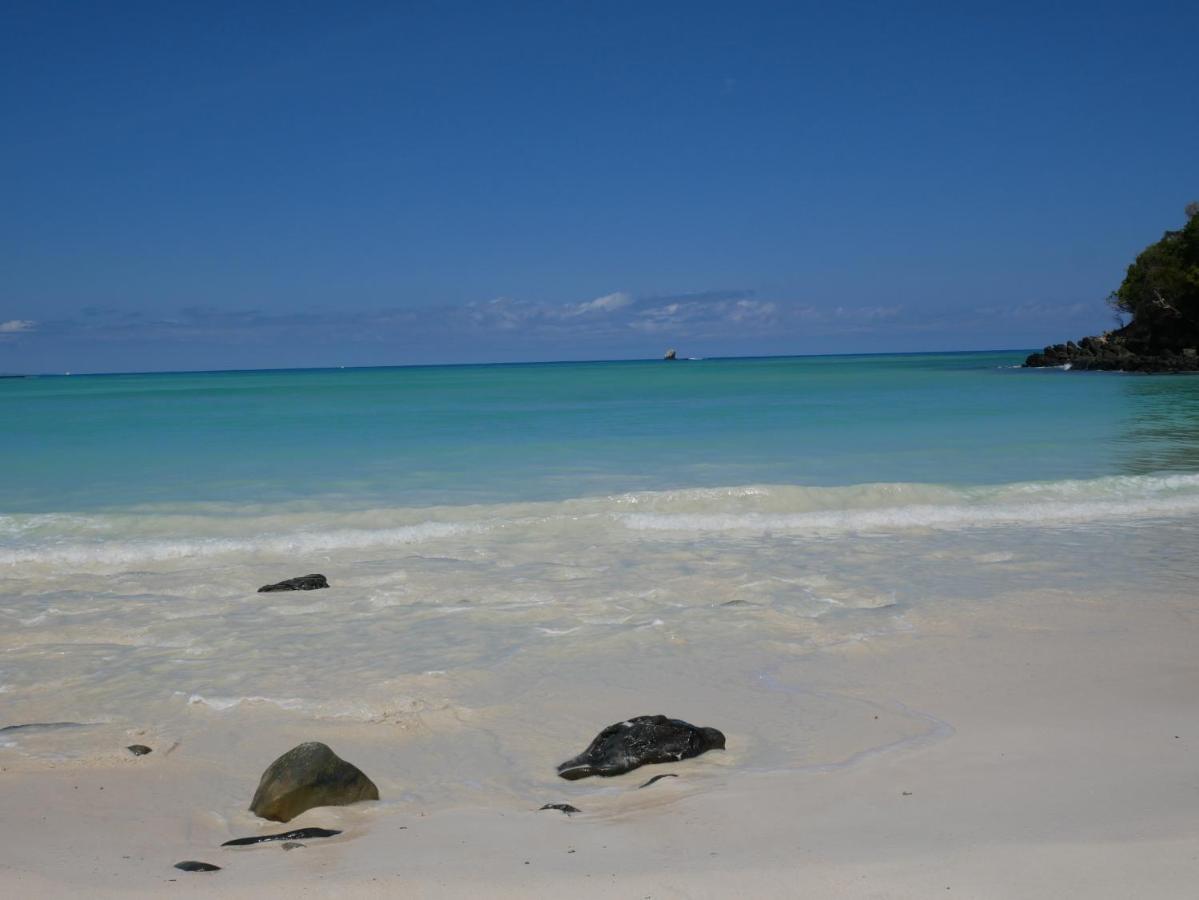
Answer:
[[2, 0, 1197, 373]]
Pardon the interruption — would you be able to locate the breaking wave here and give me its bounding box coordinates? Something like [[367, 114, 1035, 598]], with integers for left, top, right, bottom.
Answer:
[[2, 473, 1198, 569]]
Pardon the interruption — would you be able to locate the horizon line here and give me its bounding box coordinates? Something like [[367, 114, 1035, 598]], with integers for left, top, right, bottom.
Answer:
[[1, 347, 1033, 379]]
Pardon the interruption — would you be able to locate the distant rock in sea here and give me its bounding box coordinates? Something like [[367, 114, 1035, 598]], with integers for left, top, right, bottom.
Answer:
[[257, 574, 329, 593], [664, 348, 677, 360], [557, 715, 725, 780], [250, 741, 379, 822]]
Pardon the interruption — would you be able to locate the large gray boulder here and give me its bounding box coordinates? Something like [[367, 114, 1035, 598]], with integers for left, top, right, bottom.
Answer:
[[250, 742, 379, 822]]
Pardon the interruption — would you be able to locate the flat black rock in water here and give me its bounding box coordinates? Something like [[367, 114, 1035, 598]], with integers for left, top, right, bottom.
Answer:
[[557, 715, 725, 780], [223, 827, 341, 847], [127, 744, 152, 756], [257, 574, 329, 593], [174, 861, 220, 872], [539, 803, 580, 815]]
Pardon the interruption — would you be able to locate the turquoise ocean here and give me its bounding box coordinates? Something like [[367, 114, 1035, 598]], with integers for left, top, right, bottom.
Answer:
[[6, 351, 1199, 513], [3, 351, 1199, 802]]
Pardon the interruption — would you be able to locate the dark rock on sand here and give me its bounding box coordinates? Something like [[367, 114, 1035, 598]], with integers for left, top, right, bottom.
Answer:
[[257, 574, 329, 593], [539, 803, 580, 815], [223, 827, 341, 847], [250, 742, 378, 823], [127, 744, 152, 756], [638, 773, 679, 788], [174, 861, 220, 872], [557, 715, 725, 780]]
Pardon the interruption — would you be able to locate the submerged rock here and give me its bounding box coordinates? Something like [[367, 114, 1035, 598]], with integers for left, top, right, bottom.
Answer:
[[126, 744, 153, 756], [174, 861, 220, 872], [250, 742, 378, 822], [223, 827, 341, 847], [557, 715, 725, 780], [257, 574, 329, 593], [638, 773, 679, 788]]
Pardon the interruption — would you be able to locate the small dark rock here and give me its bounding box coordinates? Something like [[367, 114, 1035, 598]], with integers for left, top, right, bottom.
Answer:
[[250, 741, 378, 823], [127, 744, 152, 756], [557, 715, 725, 780], [174, 861, 220, 872], [0, 722, 86, 733], [222, 827, 341, 847], [257, 574, 329, 593], [638, 773, 679, 789], [539, 803, 580, 815]]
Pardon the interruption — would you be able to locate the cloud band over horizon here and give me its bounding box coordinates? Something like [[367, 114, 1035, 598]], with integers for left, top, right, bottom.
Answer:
[[0, 288, 1113, 373]]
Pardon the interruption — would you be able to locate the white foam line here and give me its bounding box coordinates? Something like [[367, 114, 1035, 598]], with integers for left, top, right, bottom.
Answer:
[[621, 493, 1199, 535], [0, 521, 486, 568]]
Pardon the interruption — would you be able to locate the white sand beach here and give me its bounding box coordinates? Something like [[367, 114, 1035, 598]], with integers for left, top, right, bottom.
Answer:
[[3, 582, 1196, 899]]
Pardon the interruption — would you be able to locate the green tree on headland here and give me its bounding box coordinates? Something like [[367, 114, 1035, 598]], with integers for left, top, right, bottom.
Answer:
[[1107, 203, 1199, 353]]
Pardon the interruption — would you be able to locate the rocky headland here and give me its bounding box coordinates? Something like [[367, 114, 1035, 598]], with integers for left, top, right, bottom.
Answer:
[[1025, 203, 1198, 373]]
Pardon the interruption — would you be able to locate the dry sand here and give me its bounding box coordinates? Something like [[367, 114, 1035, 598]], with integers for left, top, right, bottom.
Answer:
[[2, 588, 1197, 899]]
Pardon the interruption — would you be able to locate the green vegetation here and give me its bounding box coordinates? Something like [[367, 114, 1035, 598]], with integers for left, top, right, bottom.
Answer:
[[1108, 203, 1199, 353]]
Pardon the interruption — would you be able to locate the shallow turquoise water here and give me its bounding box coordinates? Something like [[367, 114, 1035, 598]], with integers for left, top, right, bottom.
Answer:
[[4, 352, 1199, 513]]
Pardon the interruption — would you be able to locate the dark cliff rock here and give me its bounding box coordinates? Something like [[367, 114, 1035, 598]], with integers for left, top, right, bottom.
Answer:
[[1023, 326, 1199, 373]]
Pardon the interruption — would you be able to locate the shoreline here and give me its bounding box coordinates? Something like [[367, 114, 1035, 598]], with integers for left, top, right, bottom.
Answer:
[[3, 587, 1197, 898]]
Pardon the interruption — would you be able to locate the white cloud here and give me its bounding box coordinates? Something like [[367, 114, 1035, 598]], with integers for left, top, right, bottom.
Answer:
[[830, 305, 903, 321], [0, 319, 36, 333], [728, 299, 776, 322], [570, 292, 632, 315]]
